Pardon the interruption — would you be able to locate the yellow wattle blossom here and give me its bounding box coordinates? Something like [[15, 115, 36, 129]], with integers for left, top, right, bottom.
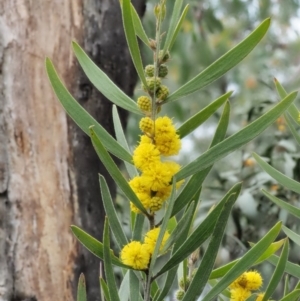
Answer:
[[154, 116, 181, 156], [143, 161, 175, 191], [120, 241, 151, 270], [230, 287, 251, 301], [144, 227, 170, 254], [130, 192, 151, 213], [230, 271, 262, 291], [244, 271, 263, 290], [132, 141, 160, 171]]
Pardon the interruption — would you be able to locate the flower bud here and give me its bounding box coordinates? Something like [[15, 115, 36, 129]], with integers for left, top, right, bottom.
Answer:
[[139, 117, 154, 134], [158, 64, 168, 78], [156, 85, 169, 101], [145, 65, 155, 77], [137, 96, 152, 112], [159, 50, 170, 63], [176, 290, 185, 300], [154, 4, 166, 20], [142, 77, 161, 93], [179, 277, 191, 290]]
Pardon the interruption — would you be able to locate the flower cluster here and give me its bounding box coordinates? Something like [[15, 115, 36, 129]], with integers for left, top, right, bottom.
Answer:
[[129, 116, 182, 213], [229, 270, 265, 301], [120, 227, 169, 270]]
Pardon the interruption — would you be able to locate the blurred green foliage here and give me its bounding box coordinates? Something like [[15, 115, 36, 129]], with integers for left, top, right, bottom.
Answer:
[[125, 0, 300, 277]]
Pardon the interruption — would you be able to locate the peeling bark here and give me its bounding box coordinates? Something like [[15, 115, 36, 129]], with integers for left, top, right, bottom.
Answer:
[[0, 0, 145, 300]]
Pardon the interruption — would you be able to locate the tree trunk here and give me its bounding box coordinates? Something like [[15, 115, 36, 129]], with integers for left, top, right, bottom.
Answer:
[[0, 1, 145, 300]]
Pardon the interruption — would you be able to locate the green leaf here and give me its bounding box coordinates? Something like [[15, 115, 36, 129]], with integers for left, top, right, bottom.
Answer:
[[253, 153, 300, 194], [100, 278, 111, 301], [155, 200, 196, 301], [182, 190, 237, 301], [285, 113, 300, 146], [282, 226, 300, 247], [284, 275, 290, 296], [103, 218, 120, 301], [121, 0, 147, 88], [168, 5, 190, 51], [279, 290, 300, 301], [77, 274, 87, 301], [112, 106, 138, 178], [177, 91, 232, 138], [172, 101, 230, 217], [163, 0, 184, 54], [176, 91, 297, 181], [90, 127, 148, 215], [268, 255, 300, 279], [262, 190, 300, 219], [45, 58, 132, 163], [71, 225, 127, 268], [130, 4, 150, 47], [156, 182, 242, 277], [274, 78, 300, 125], [210, 239, 285, 279], [129, 270, 140, 301], [201, 222, 282, 301], [72, 42, 141, 115], [119, 271, 130, 301], [162, 202, 196, 252], [166, 18, 271, 103], [100, 175, 128, 249], [132, 213, 145, 241], [262, 239, 289, 301]]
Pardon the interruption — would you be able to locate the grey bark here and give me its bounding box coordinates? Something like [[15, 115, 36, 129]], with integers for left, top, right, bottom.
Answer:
[[0, 0, 145, 300]]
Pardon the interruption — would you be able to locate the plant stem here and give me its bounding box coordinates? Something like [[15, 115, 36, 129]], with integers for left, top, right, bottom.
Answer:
[[144, 273, 152, 301]]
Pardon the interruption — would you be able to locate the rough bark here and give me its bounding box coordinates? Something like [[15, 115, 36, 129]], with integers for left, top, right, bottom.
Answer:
[[0, 1, 145, 300]]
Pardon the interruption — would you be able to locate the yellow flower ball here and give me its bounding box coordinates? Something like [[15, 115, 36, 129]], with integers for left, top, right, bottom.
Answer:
[[120, 241, 151, 270], [230, 271, 263, 291], [230, 288, 251, 301], [154, 116, 181, 156], [129, 176, 151, 194], [244, 271, 263, 290], [230, 274, 248, 290], [144, 227, 170, 254], [132, 141, 160, 171], [143, 161, 174, 191]]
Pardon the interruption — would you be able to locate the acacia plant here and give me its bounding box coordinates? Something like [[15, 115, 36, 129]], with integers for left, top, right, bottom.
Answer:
[[46, 0, 300, 300]]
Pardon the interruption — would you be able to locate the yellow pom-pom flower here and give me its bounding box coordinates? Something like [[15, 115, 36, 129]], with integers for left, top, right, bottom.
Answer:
[[133, 141, 160, 171], [129, 176, 151, 194], [143, 161, 174, 191], [130, 192, 151, 213], [154, 116, 181, 156], [244, 271, 263, 290], [139, 117, 154, 134], [230, 287, 251, 301], [144, 227, 170, 254], [120, 241, 151, 270], [230, 271, 263, 291], [230, 274, 247, 290]]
